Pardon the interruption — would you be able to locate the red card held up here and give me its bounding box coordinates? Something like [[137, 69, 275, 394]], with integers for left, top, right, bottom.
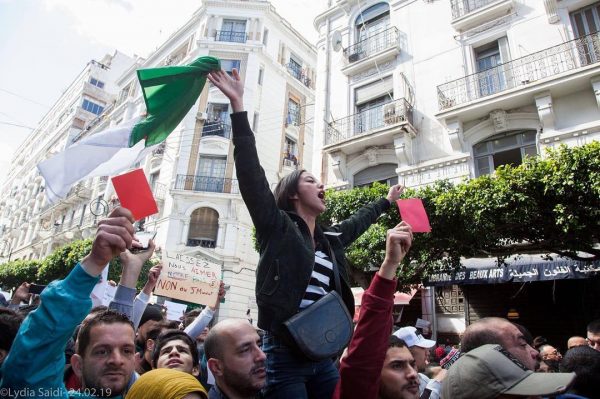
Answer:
[[111, 169, 158, 220], [396, 198, 431, 233]]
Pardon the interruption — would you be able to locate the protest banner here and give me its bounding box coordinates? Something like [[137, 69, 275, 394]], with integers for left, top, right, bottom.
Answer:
[[155, 250, 221, 307]]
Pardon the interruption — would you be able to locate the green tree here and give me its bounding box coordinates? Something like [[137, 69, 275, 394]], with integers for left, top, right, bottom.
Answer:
[[320, 142, 600, 286], [0, 259, 41, 290]]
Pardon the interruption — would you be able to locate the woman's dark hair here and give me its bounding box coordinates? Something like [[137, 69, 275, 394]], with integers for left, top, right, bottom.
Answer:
[[273, 169, 306, 211]]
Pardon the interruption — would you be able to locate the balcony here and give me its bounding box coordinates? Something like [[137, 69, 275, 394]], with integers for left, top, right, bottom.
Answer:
[[324, 99, 415, 155], [450, 0, 513, 31], [153, 182, 167, 201], [286, 62, 311, 88], [215, 30, 247, 43], [437, 32, 600, 116], [174, 175, 240, 195], [341, 27, 400, 76], [202, 122, 231, 139]]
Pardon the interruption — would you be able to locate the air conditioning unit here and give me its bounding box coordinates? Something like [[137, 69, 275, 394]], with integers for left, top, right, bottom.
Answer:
[[348, 53, 360, 63], [384, 103, 399, 125]]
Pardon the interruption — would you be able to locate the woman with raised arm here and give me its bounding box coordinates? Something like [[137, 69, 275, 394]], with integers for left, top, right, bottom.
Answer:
[[208, 68, 403, 399]]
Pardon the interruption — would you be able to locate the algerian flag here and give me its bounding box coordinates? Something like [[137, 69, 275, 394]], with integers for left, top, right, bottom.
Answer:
[[38, 56, 220, 204]]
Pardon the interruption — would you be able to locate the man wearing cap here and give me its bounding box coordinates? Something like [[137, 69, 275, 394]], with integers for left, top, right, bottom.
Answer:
[[441, 344, 575, 398], [393, 327, 443, 399]]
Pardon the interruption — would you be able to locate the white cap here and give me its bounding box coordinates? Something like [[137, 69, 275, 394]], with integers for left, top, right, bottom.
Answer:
[[393, 326, 436, 348]]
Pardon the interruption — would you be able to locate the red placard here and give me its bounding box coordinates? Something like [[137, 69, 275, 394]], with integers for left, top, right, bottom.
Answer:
[[396, 198, 431, 233], [111, 168, 158, 220]]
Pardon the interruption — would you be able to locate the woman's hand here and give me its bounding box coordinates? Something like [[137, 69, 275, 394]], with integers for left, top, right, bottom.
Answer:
[[208, 68, 244, 112], [378, 221, 413, 280], [386, 184, 404, 204]]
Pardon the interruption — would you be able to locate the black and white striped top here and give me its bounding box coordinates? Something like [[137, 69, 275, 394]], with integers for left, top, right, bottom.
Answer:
[[299, 250, 335, 309]]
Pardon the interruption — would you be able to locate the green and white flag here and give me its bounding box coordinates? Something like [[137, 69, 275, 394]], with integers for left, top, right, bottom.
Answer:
[[38, 56, 220, 203]]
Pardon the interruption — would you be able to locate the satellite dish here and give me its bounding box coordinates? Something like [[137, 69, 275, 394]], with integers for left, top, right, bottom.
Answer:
[[331, 30, 343, 52]]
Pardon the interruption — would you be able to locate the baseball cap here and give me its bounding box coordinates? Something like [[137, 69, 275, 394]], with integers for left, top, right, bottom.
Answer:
[[393, 326, 436, 348], [441, 344, 575, 398]]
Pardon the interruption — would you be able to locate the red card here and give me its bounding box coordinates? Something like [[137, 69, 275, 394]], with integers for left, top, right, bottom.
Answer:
[[111, 169, 158, 220], [396, 198, 431, 233]]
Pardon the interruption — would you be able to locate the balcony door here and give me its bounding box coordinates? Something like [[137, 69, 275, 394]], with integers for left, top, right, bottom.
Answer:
[[355, 3, 390, 58], [196, 156, 227, 192], [475, 41, 506, 97], [571, 3, 600, 65], [220, 19, 246, 42]]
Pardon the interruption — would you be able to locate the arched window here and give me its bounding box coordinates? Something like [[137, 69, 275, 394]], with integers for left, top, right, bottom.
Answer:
[[353, 163, 398, 187], [355, 3, 390, 43], [187, 207, 219, 248], [473, 130, 537, 177]]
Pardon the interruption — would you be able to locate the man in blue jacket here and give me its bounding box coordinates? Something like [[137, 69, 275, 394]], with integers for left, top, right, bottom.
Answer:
[[1, 207, 138, 398]]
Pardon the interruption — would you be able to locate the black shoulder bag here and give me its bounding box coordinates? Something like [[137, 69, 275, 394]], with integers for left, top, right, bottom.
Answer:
[[282, 240, 353, 361]]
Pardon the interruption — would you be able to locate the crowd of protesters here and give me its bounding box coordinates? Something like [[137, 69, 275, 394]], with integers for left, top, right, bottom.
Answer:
[[0, 68, 599, 399]]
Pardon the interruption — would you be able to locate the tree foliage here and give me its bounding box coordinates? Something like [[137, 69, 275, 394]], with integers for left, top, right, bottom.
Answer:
[[0, 239, 155, 291], [320, 142, 600, 285]]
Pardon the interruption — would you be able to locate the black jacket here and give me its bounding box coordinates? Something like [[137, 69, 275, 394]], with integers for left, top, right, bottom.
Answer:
[[230, 112, 391, 335]]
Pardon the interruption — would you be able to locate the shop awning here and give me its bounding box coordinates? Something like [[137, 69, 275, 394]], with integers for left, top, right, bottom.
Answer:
[[424, 256, 600, 287]]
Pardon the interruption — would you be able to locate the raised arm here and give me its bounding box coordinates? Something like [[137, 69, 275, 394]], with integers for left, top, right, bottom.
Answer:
[[332, 184, 404, 247], [208, 69, 283, 240], [1, 207, 135, 394], [334, 222, 413, 399], [110, 240, 156, 322]]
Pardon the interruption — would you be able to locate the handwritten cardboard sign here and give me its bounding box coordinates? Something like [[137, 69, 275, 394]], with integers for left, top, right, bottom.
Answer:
[[154, 250, 221, 307]]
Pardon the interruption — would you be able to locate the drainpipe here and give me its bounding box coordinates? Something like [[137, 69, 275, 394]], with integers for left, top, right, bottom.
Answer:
[[322, 0, 332, 184], [421, 286, 437, 341]]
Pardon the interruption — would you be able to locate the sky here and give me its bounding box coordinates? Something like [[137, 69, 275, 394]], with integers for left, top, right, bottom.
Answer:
[[0, 0, 325, 185]]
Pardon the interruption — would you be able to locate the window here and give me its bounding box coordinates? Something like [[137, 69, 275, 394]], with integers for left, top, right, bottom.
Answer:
[[355, 2, 390, 55], [263, 28, 269, 45], [283, 136, 298, 167], [287, 99, 300, 126], [218, 19, 247, 42], [187, 207, 218, 248], [473, 130, 537, 177], [258, 67, 264, 85], [571, 3, 600, 65], [90, 78, 105, 89], [82, 99, 105, 115], [149, 172, 160, 191], [203, 104, 230, 138], [475, 39, 508, 96], [196, 156, 227, 192], [354, 164, 398, 187], [221, 59, 241, 76], [354, 77, 393, 134]]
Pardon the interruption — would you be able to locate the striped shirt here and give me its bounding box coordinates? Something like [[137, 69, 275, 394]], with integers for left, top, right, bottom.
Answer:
[[299, 250, 335, 309]]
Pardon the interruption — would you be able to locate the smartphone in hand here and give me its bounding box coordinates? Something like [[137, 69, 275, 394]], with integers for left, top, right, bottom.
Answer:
[[131, 231, 157, 253], [28, 284, 47, 295]]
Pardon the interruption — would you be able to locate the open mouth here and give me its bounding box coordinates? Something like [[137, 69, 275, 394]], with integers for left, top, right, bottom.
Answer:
[[317, 191, 325, 200]]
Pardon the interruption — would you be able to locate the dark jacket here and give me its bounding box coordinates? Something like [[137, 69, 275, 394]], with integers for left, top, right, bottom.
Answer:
[[230, 112, 391, 335]]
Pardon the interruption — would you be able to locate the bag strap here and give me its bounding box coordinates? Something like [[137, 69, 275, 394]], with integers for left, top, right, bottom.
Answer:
[[322, 237, 342, 293]]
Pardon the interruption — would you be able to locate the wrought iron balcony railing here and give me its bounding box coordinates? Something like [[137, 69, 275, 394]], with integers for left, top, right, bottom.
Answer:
[[450, 0, 501, 20], [326, 98, 413, 146], [286, 62, 311, 88], [215, 30, 247, 43], [437, 31, 600, 110], [343, 27, 399, 64], [202, 122, 231, 139], [174, 175, 239, 194]]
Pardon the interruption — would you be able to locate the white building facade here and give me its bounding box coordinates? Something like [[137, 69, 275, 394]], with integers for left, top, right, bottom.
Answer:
[[313, 0, 600, 336], [0, 52, 136, 262], [0, 0, 316, 323]]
